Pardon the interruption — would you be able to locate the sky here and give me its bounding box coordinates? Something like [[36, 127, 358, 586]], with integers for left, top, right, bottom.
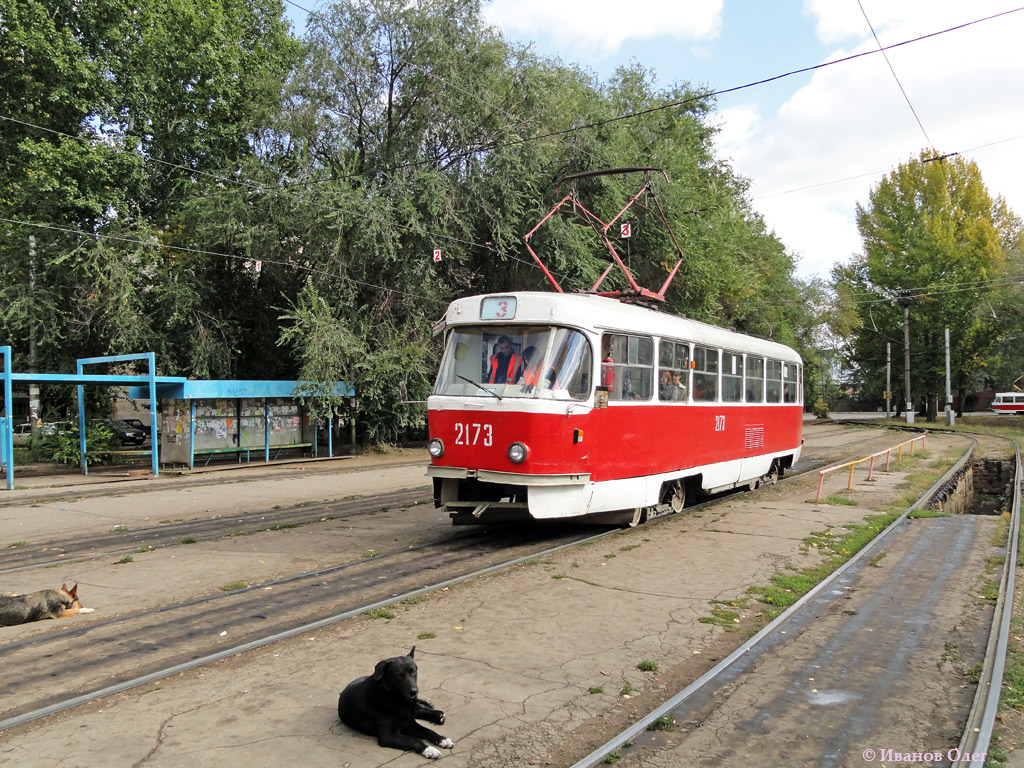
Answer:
[[285, 1, 1024, 283]]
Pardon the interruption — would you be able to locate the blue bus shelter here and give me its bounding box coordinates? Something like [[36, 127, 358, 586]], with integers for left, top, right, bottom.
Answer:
[[0, 346, 352, 489]]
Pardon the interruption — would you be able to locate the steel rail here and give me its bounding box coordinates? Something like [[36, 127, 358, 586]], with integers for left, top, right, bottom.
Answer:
[[569, 438, 978, 768], [0, 424, 905, 734], [0, 526, 620, 733], [952, 441, 1021, 767]]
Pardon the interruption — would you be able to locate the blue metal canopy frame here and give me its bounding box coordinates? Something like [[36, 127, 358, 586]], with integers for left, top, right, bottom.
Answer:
[[0, 347, 186, 489], [78, 353, 161, 478]]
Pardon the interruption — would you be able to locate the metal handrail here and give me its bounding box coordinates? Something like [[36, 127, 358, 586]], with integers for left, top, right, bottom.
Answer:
[[815, 434, 927, 502]]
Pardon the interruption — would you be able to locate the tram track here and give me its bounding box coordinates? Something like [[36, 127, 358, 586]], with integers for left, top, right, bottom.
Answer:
[[568, 435, 1021, 768], [0, 520, 613, 730], [0, 486, 431, 574], [0, 423, 966, 748]]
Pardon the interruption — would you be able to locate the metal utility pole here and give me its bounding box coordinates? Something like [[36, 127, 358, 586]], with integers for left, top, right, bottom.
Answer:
[[902, 301, 913, 424], [28, 235, 40, 435], [945, 327, 954, 426], [886, 343, 891, 420]]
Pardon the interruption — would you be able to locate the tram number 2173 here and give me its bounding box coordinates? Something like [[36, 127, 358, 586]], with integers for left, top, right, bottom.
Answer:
[[454, 422, 493, 446], [714, 415, 726, 432]]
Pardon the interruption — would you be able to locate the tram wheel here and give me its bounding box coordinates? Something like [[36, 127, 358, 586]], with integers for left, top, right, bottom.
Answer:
[[669, 481, 686, 513]]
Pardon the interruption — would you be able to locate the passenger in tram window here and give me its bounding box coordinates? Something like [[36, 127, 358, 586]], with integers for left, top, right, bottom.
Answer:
[[672, 370, 688, 401], [659, 370, 679, 401], [486, 335, 519, 384]]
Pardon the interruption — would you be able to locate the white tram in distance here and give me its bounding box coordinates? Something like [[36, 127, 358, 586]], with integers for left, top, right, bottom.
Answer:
[[990, 392, 1024, 414], [426, 291, 804, 525]]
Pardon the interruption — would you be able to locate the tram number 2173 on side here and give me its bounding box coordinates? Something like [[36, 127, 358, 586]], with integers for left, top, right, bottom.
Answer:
[[454, 422, 493, 447]]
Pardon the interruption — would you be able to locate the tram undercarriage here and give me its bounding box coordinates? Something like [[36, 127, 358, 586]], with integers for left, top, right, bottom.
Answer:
[[431, 454, 794, 526]]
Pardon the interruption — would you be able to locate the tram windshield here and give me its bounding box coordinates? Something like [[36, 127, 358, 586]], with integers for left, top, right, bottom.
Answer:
[[434, 326, 593, 400]]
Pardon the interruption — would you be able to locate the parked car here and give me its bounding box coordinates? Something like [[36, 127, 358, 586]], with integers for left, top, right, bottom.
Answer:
[[12, 422, 33, 446], [93, 419, 146, 446], [120, 418, 152, 437]]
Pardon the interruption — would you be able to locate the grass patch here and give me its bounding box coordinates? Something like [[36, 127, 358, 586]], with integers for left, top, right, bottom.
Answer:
[[620, 682, 633, 696], [361, 551, 378, 559], [699, 606, 741, 628], [821, 493, 857, 506], [588, 686, 603, 695], [115, 554, 133, 565], [179, 536, 197, 545], [552, 573, 566, 580], [221, 580, 249, 592], [977, 577, 999, 605], [366, 607, 395, 620], [619, 544, 641, 552], [1002, 616, 1024, 712], [7, 541, 26, 548], [111, 525, 128, 532], [601, 751, 621, 764], [647, 714, 674, 732], [636, 660, 658, 673], [908, 508, 948, 519], [604, 553, 617, 559], [417, 632, 436, 640]]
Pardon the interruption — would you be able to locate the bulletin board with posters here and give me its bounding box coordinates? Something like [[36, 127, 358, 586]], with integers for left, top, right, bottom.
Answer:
[[193, 399, 238, 451], [134, 379, 354, 469]]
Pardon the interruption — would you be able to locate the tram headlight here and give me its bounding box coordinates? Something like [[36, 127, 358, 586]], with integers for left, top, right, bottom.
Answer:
[[428, 438, 445, 458], [507, 442, 529, 464]]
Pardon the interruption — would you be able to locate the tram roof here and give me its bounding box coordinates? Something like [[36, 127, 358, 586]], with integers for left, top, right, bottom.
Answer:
[[444, 292, 802, 362]]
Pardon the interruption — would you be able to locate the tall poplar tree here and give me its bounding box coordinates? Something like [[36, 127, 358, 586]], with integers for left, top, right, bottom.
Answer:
[[834, 151, 1009, 415]]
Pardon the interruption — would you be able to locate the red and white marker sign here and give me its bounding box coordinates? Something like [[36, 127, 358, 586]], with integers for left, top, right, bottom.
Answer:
[[620, 222, 631, 238], [432, 249, 442, 262]]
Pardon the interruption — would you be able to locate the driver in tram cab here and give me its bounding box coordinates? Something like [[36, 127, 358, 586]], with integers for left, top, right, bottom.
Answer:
[[517, 345, 541, 389], [487, 335, 520, 384]]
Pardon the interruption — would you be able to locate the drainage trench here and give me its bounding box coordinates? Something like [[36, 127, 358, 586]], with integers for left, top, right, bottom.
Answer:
[[929, 457, 1015, 516]]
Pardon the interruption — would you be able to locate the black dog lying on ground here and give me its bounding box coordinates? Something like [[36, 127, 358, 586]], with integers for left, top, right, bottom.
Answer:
[[338, 646, 454, 759]]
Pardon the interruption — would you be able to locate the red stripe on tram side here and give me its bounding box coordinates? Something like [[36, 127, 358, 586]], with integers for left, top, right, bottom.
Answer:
[[428, 403, 802, 483]]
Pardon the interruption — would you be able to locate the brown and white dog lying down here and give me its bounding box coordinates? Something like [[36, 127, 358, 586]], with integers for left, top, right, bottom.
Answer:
[[338, 646, 454, 759], [0, 583, 95, 626]]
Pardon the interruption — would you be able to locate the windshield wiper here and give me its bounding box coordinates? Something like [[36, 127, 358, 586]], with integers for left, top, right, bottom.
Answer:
[[457, 375, 502, 400]]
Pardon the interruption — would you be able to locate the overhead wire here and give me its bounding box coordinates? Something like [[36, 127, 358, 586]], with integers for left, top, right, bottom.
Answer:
[[856, 0, 935, 151]]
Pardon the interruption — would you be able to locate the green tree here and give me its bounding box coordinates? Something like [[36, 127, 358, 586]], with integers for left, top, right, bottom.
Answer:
[[0, 0, 298, 381], [834, 151, 1010, 416]]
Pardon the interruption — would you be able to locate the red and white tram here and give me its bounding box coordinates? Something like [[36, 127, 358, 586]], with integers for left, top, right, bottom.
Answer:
[[426, 291, 803, 525], [990, 392, 1024, 414]]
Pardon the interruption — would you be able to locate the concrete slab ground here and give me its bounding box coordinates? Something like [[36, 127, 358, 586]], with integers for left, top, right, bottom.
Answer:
[[0, 431, 986, 767]]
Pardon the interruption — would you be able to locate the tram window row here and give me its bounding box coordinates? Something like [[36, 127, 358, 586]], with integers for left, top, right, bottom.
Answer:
[[602, 332, 802, 405]]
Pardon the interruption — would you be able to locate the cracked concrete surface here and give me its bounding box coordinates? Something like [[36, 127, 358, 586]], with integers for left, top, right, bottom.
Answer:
[[0, 431, 994, 767]]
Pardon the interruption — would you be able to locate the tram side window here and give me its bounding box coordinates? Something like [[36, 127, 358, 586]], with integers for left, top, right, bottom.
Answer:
[[658, 340, 690, 402], [693, 345, 719, 402], [766, 359, 783, 403], [604, 333, 654, 401], [745, 356, 765, 403], [722, 352, 742, 402], [783, 363, 799, 403]]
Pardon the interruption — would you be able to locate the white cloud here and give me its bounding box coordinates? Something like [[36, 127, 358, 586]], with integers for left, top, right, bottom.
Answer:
[[720, 1, 1024, 280], [483, 0, 724, 58]]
